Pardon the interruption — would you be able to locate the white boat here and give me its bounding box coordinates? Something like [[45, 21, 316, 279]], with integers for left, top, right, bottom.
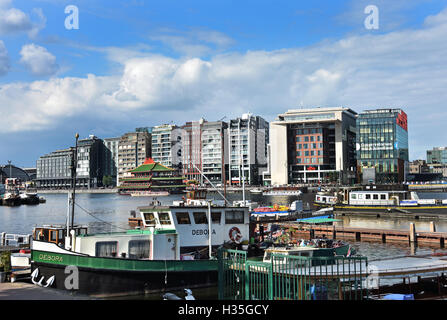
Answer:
[[130, 191, 169, 197], [250, 188, 263, 194], [263, 189, 302, 196]]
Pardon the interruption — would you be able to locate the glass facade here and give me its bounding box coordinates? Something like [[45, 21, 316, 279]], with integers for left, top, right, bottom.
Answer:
[[356, 109, 409, 183], [427, 147, 447, 164]]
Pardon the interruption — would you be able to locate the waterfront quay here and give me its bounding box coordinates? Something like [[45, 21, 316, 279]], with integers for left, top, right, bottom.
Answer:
[[0, 282, 92, 300], [280, 222, 447, 248]]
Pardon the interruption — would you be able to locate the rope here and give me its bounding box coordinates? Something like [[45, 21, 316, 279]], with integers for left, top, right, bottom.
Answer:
[[74, 203, 129, 231]]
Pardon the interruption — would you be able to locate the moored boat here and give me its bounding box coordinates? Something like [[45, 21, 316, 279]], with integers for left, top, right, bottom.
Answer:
[[314, 189, 447, 215], [31, 135, 251, 297]]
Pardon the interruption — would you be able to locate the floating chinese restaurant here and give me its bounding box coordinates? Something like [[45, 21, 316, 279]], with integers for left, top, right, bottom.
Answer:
[[118, 158, 186, 196]]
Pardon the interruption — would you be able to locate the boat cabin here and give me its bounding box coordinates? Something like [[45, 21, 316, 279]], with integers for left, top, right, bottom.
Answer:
[[315, 193, 338, 205], [348, 191, 409, 206], [263, 247, 321, 264], [33, 225, 87, 247], [136, 203, 251, 252]]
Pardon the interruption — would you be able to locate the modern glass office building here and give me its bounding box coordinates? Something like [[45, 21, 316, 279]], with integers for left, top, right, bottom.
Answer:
[[356, 109, 409, 184], [427, 147, 447, 164]]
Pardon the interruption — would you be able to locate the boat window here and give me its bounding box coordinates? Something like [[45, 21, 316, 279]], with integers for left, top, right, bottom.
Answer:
[[176, 212, 191, 224], [211, 212, 221, 224], [358, 194, 363, 199], [193, 212, 208, 224], [128, 240, 151, 259], [264, 252, 271, 262], [380, 194, 387, 200], [225, 210, 245, 224], [50, 230, 57, 243], [95, 241, 118, 258], [351, 194, 357, 200], [159, 212, 171, 225], [143, 212, 157, 225], [373, 194, 379, 200], [365, 194, 371, 200]]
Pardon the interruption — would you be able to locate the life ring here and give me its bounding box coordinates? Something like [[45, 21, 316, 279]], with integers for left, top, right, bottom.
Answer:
[[229, 227, 242, 243], [273, 204, 279, 211]]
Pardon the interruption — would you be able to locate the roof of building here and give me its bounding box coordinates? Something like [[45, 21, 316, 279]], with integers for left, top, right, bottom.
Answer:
[[129, 158, 174, 173]]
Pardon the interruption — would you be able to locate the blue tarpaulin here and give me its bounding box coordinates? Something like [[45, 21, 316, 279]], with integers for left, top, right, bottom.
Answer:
[[383, 294, 414, 300]]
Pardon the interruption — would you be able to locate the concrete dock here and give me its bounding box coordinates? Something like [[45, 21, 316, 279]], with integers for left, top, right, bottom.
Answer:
[[0, 282, 93, 300]]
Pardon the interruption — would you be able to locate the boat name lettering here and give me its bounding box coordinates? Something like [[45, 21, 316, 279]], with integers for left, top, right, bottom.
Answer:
[[192, 229, 216, 236], [39, 253, 63, 262]]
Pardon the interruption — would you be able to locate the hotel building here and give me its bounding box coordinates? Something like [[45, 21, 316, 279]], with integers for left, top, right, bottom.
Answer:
[[181, 119, 228, 185], [151, 124, 182, 169], [270, 107, 357, 185], [117, 130, 151, 183], [227, 113, 269, 185]]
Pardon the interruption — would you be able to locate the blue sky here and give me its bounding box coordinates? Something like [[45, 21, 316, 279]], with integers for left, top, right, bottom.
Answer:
[[1, 0, 447, 167]]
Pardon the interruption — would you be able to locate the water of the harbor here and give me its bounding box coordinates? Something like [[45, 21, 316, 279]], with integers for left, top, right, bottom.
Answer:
[[2, 190, 447, 299]]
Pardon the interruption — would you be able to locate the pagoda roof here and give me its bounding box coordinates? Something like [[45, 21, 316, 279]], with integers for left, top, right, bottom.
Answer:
[[129, 158, 175, 173]]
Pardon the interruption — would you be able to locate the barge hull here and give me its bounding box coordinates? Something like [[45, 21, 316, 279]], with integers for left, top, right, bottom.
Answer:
[[31, 261, 217, 297]]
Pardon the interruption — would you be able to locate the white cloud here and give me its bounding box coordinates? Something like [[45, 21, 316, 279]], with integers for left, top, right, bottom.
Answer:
[[1, 8, 447, 160], [0, 40, 10, 75], [0, 1, 45, 37], [150, 28, 235, 57], [19, 43, 59, 76]]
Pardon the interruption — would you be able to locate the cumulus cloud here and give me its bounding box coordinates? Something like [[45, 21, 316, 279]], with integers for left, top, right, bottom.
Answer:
[[1, 8, 447, 159], [0, 40, 10, 76], [0, 0, 46, 37], [19, 43, 59, 76]]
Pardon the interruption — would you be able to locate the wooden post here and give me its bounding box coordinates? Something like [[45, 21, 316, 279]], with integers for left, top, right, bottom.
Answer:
[[0, 232, 5, 246], [409, 223, 417, 244], [430, 221, 436, 233]]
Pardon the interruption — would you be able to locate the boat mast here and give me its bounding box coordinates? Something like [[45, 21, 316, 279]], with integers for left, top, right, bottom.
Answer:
[[192, 164, 230, 206], [207, 200, 212, 259], [70, 133, 79, 230]]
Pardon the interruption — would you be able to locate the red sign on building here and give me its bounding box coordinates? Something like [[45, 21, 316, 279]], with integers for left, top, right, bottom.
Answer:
[[396, 110, 408, 131]]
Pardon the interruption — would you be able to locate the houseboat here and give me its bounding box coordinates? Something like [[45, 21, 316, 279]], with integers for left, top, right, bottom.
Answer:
[[251, 200, 304, 219], [314, 189, 447, 215], [31, 190, 251, 296], [262, 239, 354, 266]]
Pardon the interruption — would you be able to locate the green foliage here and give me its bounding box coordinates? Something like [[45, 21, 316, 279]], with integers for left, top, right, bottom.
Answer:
[[102, 175, 114, 187], [0, 251, 11, 273]]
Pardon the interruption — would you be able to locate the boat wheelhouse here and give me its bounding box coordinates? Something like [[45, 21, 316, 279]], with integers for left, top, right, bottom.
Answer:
[[118, 158, 186, 196]]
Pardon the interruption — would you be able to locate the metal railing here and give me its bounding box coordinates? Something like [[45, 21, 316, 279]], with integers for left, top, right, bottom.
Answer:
[[218, 248, 369, 300], [0, 232, 32, 247]]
